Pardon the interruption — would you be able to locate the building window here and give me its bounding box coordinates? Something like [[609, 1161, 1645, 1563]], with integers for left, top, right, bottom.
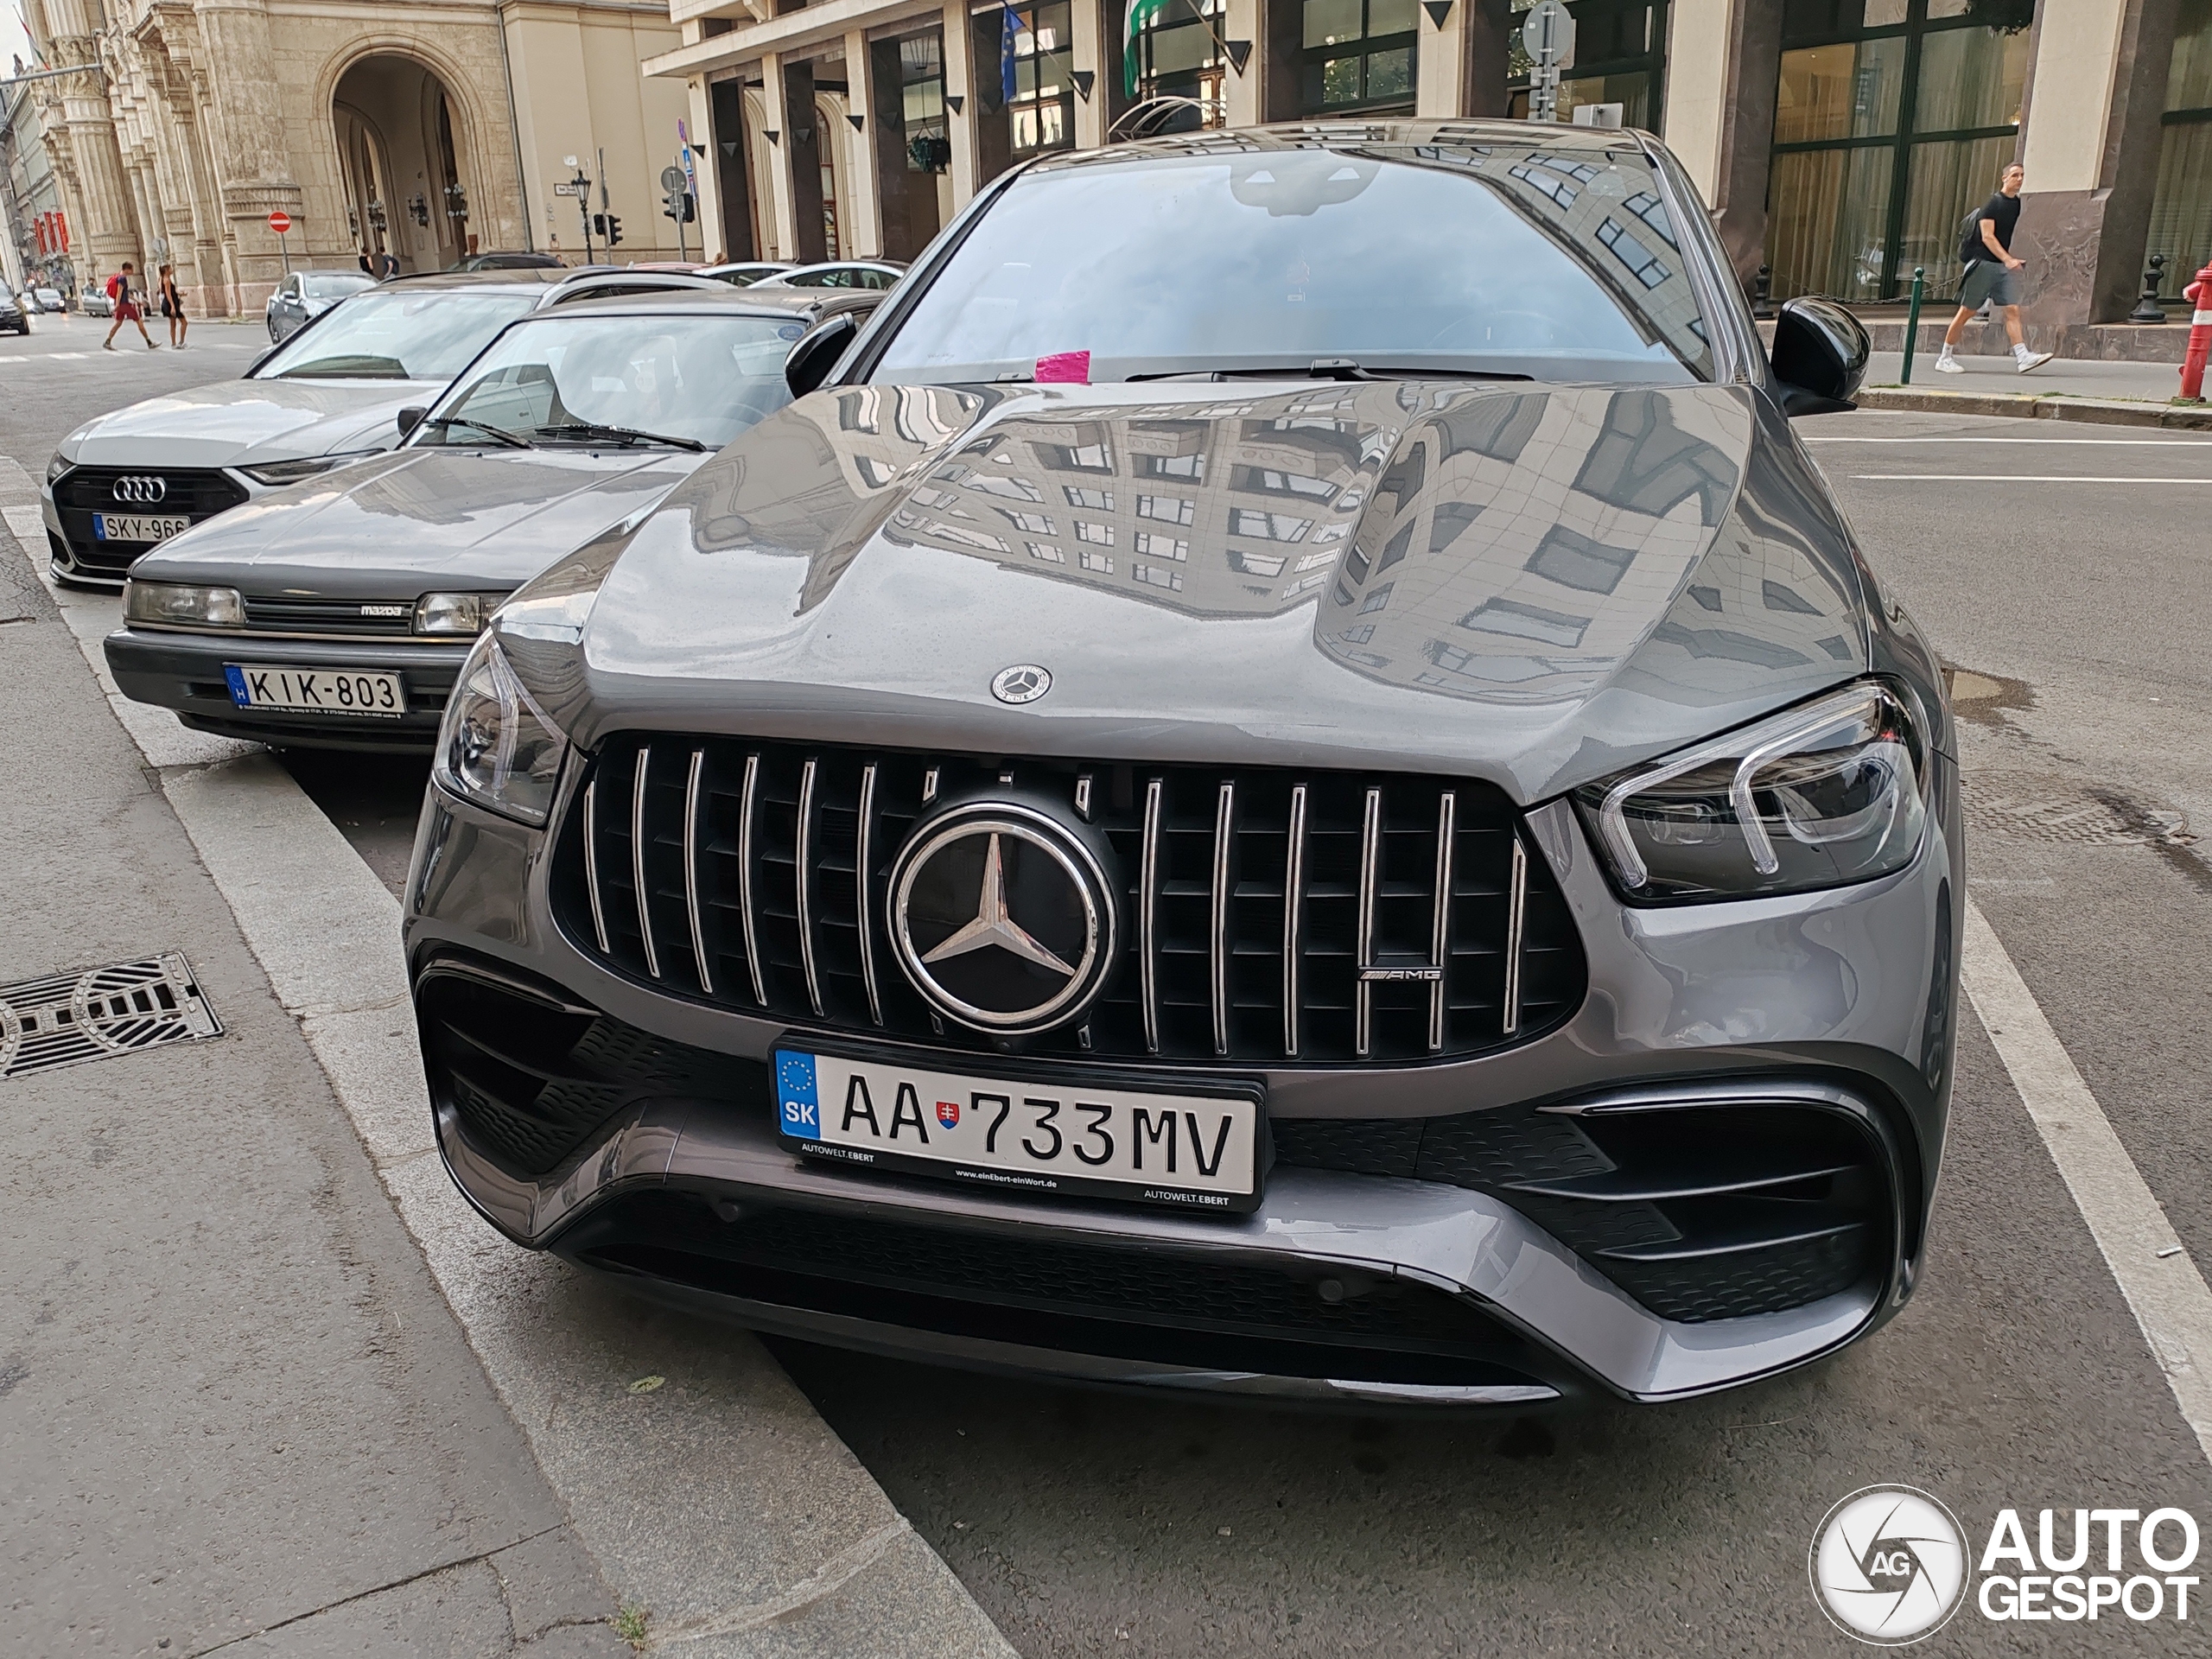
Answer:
[[1765, 0, 2030, 303], [1507, 0, 1668, 130], [1007, 3, 1075, 156], [1133, 0, 1228, 124], [2147, 0, 2212, 297], [1301, 0, 1418, 114]]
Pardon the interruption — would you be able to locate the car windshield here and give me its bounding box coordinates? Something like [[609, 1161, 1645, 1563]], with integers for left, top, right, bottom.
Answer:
[[302, 272, 374, 300], [872, 143, 1710, 385], [253, 289, 540, 381], [415, 311, 804, 449]]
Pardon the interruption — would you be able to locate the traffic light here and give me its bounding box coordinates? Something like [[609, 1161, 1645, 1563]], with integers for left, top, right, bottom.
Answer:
[[605, 213, 623, 247], [591, 212, 607, 236], [663, 189, 697, 223]]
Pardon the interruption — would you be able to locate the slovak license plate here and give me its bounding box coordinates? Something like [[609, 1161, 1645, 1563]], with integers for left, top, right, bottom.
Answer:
[[223, 664, 406, 717], [775, 1047, 1264, 1212], [93, 512, 190, 543]]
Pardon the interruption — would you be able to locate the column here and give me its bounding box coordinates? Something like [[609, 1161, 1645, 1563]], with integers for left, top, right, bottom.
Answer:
[[943, 0, 977, 210], [2017, 0, 2180, 337], [1659, 0, 1731, 206], [686, 78, 726, 261], [1262, 0, 1301, 121], [758, 51, 800, 261], [1071, 0, 1108, 149], [1464, 0, 1510, 118], [841, 29, 885, 258], [1414, 0, 1465, 120], [1222, 0, 1261, 126], [189, 0, 302, 309], [782, 56, 828, 264], [1659, 0, 1783, 286]]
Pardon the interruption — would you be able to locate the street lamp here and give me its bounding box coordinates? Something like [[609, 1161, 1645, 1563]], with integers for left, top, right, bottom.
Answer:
[[565, 156, 594, 264]]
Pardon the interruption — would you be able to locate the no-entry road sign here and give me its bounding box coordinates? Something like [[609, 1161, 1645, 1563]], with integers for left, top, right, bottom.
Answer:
[[267, 211, 291, 235]]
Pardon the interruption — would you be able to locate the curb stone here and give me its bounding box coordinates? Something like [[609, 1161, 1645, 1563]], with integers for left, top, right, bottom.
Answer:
[[1856, 385, 2212, 429]]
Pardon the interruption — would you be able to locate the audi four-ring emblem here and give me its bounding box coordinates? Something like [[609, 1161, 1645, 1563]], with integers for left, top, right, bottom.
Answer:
[[111, 475, 168, 505]]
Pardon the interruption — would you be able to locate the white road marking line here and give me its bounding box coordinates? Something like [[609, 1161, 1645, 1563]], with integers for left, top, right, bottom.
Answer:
[[1852, 474, 2212, 484], [1962, 898, 2212, 1468], [1808, 436, 2212, 445]]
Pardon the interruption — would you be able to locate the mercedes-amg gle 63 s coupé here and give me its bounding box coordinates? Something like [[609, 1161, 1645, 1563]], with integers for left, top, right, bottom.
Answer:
[[405, 121, 1959, 1408]]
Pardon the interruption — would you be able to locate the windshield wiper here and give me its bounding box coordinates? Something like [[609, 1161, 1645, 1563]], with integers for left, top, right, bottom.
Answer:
[[532, 421, 705, 453], [419, 415, 531, 448], [1128, 359, 1535, 384]]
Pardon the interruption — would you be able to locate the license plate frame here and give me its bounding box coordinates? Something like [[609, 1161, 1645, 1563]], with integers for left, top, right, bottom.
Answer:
[[222, 663, 408, 718], [92, 512, 190, 544], [773, 1039, 1268, 1214]]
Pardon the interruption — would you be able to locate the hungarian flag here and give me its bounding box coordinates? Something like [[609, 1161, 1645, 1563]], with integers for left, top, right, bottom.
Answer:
[[1123, 0, 1174, 96]]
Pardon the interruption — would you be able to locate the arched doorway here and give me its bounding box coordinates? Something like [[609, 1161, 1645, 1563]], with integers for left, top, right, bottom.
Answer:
[[332, 54, 471, 273]]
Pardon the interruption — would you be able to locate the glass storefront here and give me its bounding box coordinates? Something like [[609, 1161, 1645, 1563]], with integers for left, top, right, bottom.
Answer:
[[975, 0, 1077, 179], [1132, 0, 1229, 122], [1300, 0, 1418, 114], [2146, 0, 2212, 297], [1765, 0, 2028, 303], [1506, 0, 1669, 130]]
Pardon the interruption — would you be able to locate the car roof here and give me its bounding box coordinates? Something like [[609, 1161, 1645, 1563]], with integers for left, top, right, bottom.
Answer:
[[538, 287, 885, 321], [376, 268, 572, 292], [1045, 117, 1655, 170]]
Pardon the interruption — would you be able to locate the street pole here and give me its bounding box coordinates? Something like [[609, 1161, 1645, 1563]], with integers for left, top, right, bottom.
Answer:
[[277, 230, 290, 277], [1522, 1, 1575, 124], [1900, 266, 1925, 385]]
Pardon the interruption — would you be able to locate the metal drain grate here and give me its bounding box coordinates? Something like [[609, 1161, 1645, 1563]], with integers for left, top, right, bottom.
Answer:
[[1964, 772, 2193, 848], [0, 954, 222, 1079]]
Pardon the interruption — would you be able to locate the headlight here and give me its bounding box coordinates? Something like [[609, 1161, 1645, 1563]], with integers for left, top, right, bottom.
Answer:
[[414, 592, 501, 635], [433, 631, 567, 825], [124, 581, 245, 629], [47, 452, 71, 484], [1573, 681, 1927, 903], [238, 451, 378, 486]]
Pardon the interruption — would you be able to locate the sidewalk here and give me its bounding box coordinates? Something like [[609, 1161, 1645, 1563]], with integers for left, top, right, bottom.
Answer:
[[1868, 350, 2186, 401], [0, 451, 1015, 1655]]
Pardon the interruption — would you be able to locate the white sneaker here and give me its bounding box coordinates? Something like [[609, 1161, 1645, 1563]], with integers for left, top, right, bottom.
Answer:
[[2016, 351, 2054, 373], [1935, 356, 1963, 373]]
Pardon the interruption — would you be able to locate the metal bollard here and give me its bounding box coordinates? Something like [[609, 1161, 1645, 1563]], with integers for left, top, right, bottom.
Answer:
[[2132, 253, 2169, 323], [1752, 264, 1776, 321], [1901, 266, 1926, 385], [2181, 261, 2212, 403]]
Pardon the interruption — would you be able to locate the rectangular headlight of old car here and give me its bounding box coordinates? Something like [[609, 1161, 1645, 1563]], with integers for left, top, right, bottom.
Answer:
[[413, 592, 498, 635], [124, 580, 245, 629]]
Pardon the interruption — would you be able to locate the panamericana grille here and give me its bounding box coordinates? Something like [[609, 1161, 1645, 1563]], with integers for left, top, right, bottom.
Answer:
[[1274, 1096, 1895, 1322], [550, 737, 1586, 1065], [244, 594, 416, 635]]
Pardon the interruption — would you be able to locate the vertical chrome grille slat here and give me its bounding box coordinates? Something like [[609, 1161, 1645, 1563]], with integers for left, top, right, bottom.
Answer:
[[1355, 785, 1382, 1059], [1139, 775, 1163, 1054], [582, 779, 610, 955], [1282, 783, 1306, 1058], [737, 752, 767, 1006], [631, 747, 660, 979], [1503, 836, 1528, 1036], [855, 762, 882, 1026], [795, 757, 823, 1017], [1429, 791, 1455, 1053], [683, 747, 713, 995], [1209, 779, 1234, 1058]]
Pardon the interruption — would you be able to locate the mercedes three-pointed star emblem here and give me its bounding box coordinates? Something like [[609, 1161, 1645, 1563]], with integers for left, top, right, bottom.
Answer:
[[918, 832, 1077, 978]]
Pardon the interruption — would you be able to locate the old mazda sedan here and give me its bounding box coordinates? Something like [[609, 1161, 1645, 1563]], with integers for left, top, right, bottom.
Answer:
[[404, 122, 1960, 1407]]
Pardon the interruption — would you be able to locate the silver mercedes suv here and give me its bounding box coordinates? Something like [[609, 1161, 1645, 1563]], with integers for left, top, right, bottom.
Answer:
[[405, 121, 1960, 1407]]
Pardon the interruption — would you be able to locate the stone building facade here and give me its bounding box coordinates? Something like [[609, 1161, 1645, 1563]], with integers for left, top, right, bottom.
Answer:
[[20, 0, 696, 320]]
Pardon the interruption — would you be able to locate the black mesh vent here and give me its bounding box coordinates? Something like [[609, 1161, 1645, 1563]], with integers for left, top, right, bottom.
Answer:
[[550, 736, 1586, 1066], [1274, 1099, 1893, 1323]]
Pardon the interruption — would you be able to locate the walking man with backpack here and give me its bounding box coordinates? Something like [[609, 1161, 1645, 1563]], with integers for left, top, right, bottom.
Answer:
[[101, 263, 159, 351], [1936, 163, 2053, 375]]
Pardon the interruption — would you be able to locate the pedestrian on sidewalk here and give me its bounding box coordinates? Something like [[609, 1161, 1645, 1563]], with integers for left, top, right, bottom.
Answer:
[[358, 247, 373, 276], [101, 263, 159, 351], [1936, 163, 2053, 376], [378, 248, 399, 281], [158, 264, 188, 349]]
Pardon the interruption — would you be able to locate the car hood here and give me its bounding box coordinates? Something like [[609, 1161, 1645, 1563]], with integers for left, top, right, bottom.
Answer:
[[129, 446, 704, 597], [553, 380, 1887, 804], [60, 377, 447, 469]]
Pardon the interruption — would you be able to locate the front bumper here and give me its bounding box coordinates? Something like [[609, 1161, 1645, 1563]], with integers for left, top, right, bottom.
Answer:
[[404, 757, 1963, 1405], [104, 625, 469, 750]]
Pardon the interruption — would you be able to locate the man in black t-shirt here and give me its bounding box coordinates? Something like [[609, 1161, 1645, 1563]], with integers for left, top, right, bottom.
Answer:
[[1936, 162, 2053, 374]]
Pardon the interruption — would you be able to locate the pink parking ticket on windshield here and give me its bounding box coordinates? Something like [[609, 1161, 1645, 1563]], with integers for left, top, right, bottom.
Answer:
[[1035, 351, 1090, 384]]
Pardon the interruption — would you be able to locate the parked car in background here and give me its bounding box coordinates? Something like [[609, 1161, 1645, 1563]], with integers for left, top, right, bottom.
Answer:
[[265, 269, 378, 343], [0, 290, 28, 336], [104, 290, 867, 749], [698, 262, 793, 287], [538, 270, 732, 307], [79, 284, 113, 317], [450, 251, 568, 271], [35, 287, 67, 313], [402, 120, 1952, 1414], [753, 260, 905, 291], [41, 269, 564, 586]]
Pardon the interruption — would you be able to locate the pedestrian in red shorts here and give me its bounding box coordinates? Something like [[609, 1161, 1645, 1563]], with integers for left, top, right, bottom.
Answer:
[[102, 262, 159, 351]]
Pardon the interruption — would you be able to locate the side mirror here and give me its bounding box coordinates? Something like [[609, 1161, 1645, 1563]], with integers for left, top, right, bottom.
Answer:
[[397, 406, 428, 439], [1770, 296, 1870, 417], [785, 313, 859, 398]]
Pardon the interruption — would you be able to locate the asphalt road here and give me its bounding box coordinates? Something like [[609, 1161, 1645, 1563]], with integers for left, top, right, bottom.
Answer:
[[10, 322, 2212, 1655]]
